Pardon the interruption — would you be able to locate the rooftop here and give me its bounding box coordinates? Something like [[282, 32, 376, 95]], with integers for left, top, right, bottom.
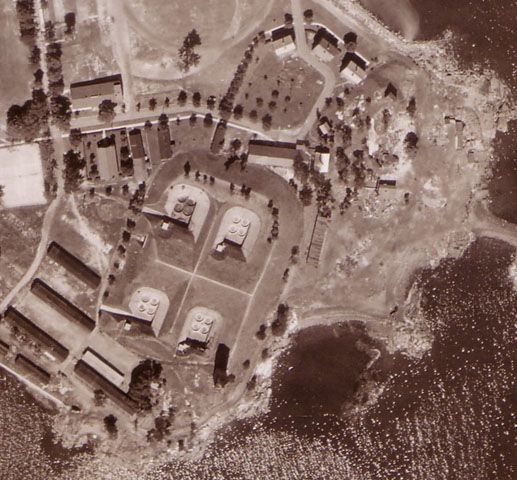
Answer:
[[70, 74, 123, 100]]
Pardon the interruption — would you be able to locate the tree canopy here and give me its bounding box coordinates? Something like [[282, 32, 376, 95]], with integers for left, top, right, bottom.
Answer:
[[178, 29, 202, 72], [6, 89, 49, 141], [98, 99, 117, 123]]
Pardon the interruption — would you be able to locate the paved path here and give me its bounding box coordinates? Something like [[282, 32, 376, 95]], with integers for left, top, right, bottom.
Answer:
[[1, 0, 67, 312], [290, 0, 337, 138]]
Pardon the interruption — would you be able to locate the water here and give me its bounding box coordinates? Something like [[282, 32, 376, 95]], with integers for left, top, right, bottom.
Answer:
[[360, 0, 517, 94]]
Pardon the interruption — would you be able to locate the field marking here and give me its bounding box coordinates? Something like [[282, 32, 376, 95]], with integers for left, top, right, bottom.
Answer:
[[155, 259, 252, 297]]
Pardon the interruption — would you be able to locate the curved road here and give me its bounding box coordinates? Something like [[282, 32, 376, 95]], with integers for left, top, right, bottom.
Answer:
[[290, 0, 337, 138]]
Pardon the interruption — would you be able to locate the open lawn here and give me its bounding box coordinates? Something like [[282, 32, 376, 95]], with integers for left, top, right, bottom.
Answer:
[[168, 117, 216, 153], [0, 206, 45, 300], [49, 195, 122, 274], [0, 144, 47, 209], [236, 52, 325, 129], [167, 275, 250, 349], [36, 258, 99, 316], [106, 239, 190, 336], [61, 17, 118, 84], [197, 199, 272, 293], [0, 1, 32, 130]]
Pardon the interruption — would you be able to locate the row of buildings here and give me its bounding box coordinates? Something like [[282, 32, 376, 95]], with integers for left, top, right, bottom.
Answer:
[[267, 25, 370, 85]]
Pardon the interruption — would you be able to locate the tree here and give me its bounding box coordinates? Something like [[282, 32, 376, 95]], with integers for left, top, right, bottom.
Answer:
[[249, 109, 258, 121], [183, 160, 191, 176], [207, 96, 216, 110], [293, 152, 309, 183], [178, 29, 202, 72], [233, 104, 243, 119], [189, 113, 197, 126], [104, 414, 118, 438], [149, 97, 157, 111], [64, 12, 76, 34], [127, 359, 163, 411], [158, 113, 168, 126], [50, 95, 71, 130], [29, 45, 41, 66], [230, 138, 242, 153], [164, 96, 170, 108], [98, 99, 117, 123], [203, 113, 213, 127], [189, 92, 200, 108], [33, 68, 44, 85], [6, 89, 49, 141], [299, 183, 313, 206], [404, 131, 419, 151], [63, 149, 86, 192], [407, 96, 416, 117], [261, 113, 272, 130], [303, 9, 313, 22], [177, 90, 187, 106], [284, 13, 293, 25], [94, 389, 106, 406]]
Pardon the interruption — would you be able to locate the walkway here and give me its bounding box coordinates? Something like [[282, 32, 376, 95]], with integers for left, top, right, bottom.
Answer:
[[290, 0, 337, 138]]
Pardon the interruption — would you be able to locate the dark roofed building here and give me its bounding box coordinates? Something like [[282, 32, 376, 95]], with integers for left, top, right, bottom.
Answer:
[[70, 74, 123, 111], [210, 120, 227, 154], [213, 343, 230, 386], [96, 136, 119, 181], [15, 355, 51, 384], [384, 82, 397, 99], [31, 279, 96, 331], [270, 26, 296, 57], [74, 360, 136, 415], [247, 139, 299, 168], [144, 126, 161, 166], [4, 307, 69, 362], [157, 123, 172, 159], [0, 339, 10, 356], [47, 241, 101, 289], [339, 52, 368, 84], [312, 28, 340, 62], [129, 129, 145, 159]]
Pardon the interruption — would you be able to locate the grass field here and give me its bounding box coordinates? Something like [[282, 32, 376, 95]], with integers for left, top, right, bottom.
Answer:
[[0, 145, 47, 209], [0, 2, 32, 130], [168, 117, 216, 153], [168, 275, 250, 348], [236, 52, 325, 129], [0, 206, 46, 300], [61, 17, 118, 84]]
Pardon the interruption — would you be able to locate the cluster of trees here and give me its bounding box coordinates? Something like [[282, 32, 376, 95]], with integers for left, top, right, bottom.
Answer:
[[218, 37, 258, 119], [7, 89, 49, 141], [146, 407, 176, 443], [127, 359, 163, 411], [39, 140, 57, 195], [15, 0, 37, 47], [63, 149, 85, 192], [98, 99, 117, 123], [46, 42, 64, 95], [178, 29, 202, 72]]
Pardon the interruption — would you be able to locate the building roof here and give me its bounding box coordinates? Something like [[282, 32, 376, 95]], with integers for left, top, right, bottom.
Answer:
[[157, 124, 172, 159], [384, 82, 397, 98], [74, 360, 136, 415], [248, 139, 298, 160], [0, 339, 9, 356], [312, 28, 340, 56], [129, 129, 145, 159], [96, 137, 119, 180], [70, 74, 123, 101], [271, 26, 295, 42], [144, 126, 161, 166], [210, 121, 227, 154], [82, 348, 126, 389], [340, 52, 367, 72], [47, 241, 101, 289], [31, 278, 96, 331], [15, 355, 51, 384], [4, 307, 69, 362]]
